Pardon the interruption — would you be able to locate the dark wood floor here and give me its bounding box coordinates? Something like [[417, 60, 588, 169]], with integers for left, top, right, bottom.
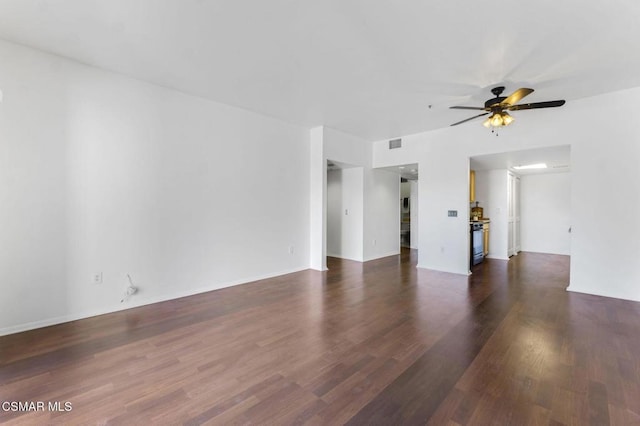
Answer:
[[2, 250, 640, 425]]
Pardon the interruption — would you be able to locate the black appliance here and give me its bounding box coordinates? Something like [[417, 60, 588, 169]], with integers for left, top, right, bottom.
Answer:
[[470, 223, 484, 266]]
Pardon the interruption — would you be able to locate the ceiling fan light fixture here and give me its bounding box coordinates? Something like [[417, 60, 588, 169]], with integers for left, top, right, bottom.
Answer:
[[502, 112, 514, 126], [483, 111, 514, 128], [490, 112, 504, 127]]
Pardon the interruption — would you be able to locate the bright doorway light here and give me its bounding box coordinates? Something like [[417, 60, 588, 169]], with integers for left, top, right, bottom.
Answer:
[[513, 163, 547, 170]]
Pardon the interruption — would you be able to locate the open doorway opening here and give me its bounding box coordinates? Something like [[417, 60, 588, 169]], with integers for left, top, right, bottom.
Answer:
[[469, 145, 571, 265], [380, 164, 419, 250], [324, 159, 408, 265], [326, 160, 363, 261]]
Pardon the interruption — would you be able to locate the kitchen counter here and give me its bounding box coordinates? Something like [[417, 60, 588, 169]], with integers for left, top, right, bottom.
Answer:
[[469, 218, 490, 224]]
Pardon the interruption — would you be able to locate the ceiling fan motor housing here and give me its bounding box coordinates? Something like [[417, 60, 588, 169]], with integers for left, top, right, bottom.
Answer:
[[485, 86, 507, 108], [485, 97, 507, 108], [491, 86, 505, 96]]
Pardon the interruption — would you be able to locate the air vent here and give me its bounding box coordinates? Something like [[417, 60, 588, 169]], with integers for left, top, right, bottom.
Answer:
[[389, 138, 402, 149]]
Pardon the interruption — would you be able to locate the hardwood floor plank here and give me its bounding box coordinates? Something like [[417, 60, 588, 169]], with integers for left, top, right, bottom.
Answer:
[[2, 250, 640, 424], [346, 264, 517, 425], [588, 380, 611, 425], [183, 374, 283, 425]]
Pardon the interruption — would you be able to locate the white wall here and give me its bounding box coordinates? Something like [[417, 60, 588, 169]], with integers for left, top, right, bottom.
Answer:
[[520, 173, 572, 255], [372, 87, 640, 302], [0, 40, 310, 335], [327, 168, 364, 260], [474, 170, 509, 260], [309, 127, 326, 271], [324, 127, 367, 167], [569, 91, 640, 301], [401, 182, 411, 198], [417, 141, 470, 273], [363, 169, 400, 261]]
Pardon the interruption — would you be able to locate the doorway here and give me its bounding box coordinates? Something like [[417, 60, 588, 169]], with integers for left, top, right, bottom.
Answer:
[[400, 177, 419, 248], [470, 145, 571, 260], [326, 160, 363, 261], [379, 164, 419, 250]]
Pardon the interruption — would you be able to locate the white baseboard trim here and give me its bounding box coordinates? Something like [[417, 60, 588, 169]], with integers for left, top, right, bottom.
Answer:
[[416, 263, 469, 276], [486, 255, 510, 261], [566, 286, 640, 303], [327, 253, 365, 262], [363, 251, 400, 262], [0, 266, 309, 337], [327, 251, 400, 263]]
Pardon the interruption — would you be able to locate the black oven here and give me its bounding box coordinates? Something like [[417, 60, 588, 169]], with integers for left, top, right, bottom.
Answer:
[[470, 223, 484, 266]]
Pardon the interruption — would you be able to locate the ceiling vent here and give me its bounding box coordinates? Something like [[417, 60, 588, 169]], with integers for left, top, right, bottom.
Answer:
[[389, 138, 402, 149]]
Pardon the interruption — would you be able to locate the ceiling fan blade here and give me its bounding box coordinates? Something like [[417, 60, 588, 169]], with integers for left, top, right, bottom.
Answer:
[[509, 100, 566, 111], [450, 106, 486, 110], [501, 88, 534, 106], [450, 112, 489, 126]]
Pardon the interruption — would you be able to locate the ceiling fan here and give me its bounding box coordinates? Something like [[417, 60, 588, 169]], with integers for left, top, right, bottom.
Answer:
[[449, 86, 565, 128]]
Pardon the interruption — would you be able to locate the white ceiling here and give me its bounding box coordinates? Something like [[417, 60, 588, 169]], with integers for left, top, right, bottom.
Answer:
[[471, 145, 571, 175], [1, 1, 639, 140]]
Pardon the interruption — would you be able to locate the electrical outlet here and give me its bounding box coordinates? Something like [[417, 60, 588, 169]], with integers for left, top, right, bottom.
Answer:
[[448, 210, 458, 217], [92, 272, 103, 284]]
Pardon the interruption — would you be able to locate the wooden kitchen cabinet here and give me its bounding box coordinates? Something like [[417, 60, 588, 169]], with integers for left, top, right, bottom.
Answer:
[[470, 170, 476, 202], [483, 222, 489, 256]]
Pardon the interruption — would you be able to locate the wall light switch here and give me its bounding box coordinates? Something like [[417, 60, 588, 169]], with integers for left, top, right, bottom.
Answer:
[[448, 210, 458, 217]]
